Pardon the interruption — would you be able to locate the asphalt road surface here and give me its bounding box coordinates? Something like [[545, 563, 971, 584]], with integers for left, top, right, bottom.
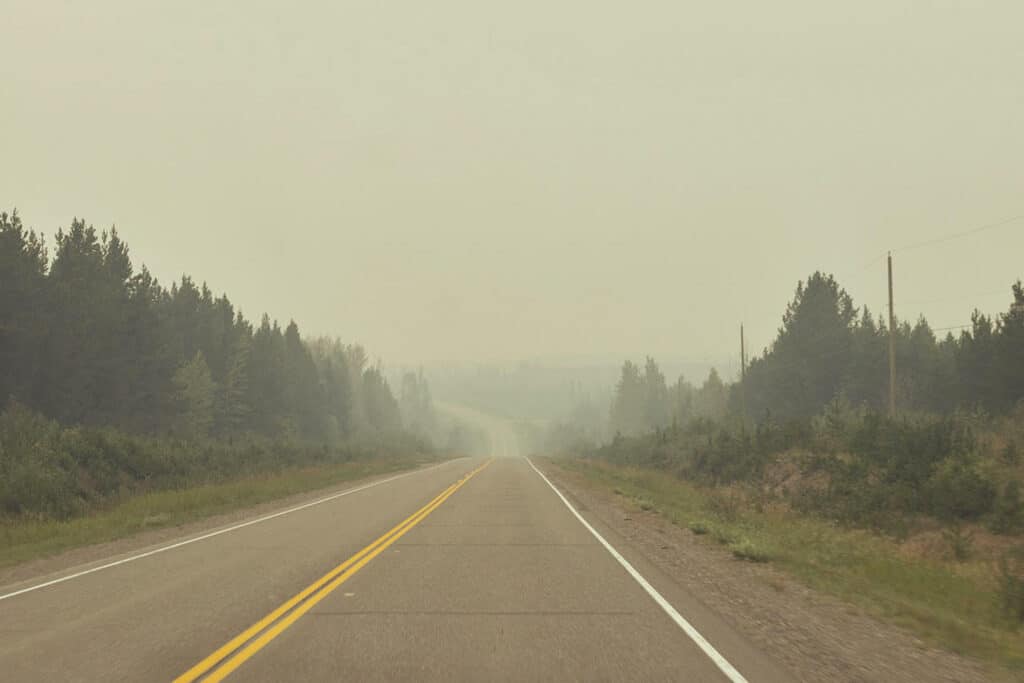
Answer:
[[0, 454, 793, 682]]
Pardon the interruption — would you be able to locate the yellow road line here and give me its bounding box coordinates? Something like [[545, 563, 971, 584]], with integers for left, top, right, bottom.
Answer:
[[175, 459, 491, 683], [174, 478, 461, 683]]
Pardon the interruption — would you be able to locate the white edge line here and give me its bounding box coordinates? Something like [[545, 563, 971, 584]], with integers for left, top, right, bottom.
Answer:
[[526, 457, 748, 683], [0, 458, 462, 603]]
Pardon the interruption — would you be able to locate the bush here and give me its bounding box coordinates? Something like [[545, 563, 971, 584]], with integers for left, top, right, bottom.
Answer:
[[730, 538, 772, 562], [997, 548, 1024, 624], [941, 523, 974, 562], [991, 481, 1024, 535], [0, 404, 428, 522], [590, 409, 1003, 534], [847, 413, 975, 477], [1004, 441, 1020, 465], [711, 526, 739, 545], [704, 490, 741, 521], [0, 405, 79, 518], [923, 457, 996, 521], [688, 520, 711, 535]]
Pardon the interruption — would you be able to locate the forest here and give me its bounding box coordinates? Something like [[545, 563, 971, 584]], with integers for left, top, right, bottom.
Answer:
[[605, 271, 1024, 438], [557, 271, 1024, 532], [0, 210, 444, 519]]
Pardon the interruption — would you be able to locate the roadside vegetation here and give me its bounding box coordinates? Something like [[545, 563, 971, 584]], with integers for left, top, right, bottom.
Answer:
[[542, 269, 1024, 675], [0, 453, 436, 569], [0, 403, 435, 521], [591, 404, 1023, 538], [0, 211, 484, 563]]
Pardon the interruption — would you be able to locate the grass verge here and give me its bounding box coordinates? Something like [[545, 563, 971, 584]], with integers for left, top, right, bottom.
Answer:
[[552, 457, 1024, 678], [0, 456, 439, 570]]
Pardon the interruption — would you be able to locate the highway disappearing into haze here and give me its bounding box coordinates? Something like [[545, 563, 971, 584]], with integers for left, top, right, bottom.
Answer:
[[0, 408, 791, 682]]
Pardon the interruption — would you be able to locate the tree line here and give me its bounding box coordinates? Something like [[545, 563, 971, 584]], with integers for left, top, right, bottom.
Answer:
[[0, 210, 427, 442], [608, 271, 1024, 435], [584, 270, 1024, 541], [741, 272, 1024, 419], [609, 358, 728, 437]]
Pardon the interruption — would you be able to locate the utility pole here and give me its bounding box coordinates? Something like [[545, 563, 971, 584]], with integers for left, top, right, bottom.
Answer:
[[887, 252, 896, 417], [740, 323, 747, 427]]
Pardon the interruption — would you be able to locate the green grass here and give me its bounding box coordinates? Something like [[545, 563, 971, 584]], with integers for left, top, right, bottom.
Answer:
[[688, 520, 711, 535], [554, 457, 1024, 678], [0, 456, 437, 570], [729, 537, 773, 562]]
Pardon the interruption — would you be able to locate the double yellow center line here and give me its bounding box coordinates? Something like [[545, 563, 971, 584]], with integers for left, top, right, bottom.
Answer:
[[175, 459, 492, 683]]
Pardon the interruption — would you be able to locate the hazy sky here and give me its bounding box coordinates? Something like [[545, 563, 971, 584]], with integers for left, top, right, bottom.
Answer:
[[4, 1, 1023, 372]]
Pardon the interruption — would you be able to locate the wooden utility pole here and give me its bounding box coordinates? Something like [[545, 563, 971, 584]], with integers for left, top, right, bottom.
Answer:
[[887, 252, 896, 417], [740, 323, 747, 426]]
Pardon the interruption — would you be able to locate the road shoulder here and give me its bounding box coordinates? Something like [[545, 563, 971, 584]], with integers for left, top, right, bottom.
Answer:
[[534, 457, 991, 683]]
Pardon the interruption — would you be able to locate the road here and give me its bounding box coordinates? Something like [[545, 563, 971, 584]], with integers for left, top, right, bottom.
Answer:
[[0, 439, 792, 681]]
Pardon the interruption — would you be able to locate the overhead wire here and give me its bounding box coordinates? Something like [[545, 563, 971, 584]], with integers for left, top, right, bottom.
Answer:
[[893, 214, 1024, 253], [741, 213, 1021, 373], [838, 213, 1023, 338]]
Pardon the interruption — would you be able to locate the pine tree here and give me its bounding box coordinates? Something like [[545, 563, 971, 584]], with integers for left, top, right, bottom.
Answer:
[[218, 334, 252, 434], [995, 282, 1024, 410], [610, 360, 644, 436], [283, 320, 323, 438], [173, 351, 216, 439], [695, 368, 727, 419], [641, 357, 669, 430], [0, 210, 49, 408], [362, 366, 401, 433]]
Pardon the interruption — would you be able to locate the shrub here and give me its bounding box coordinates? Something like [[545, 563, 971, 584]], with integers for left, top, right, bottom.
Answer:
[[1004, 441, 1020, 465], [704, 490, 741, 521], [997, 547, 1024, 624], [688, 520, 711, 535], [991, 481, 1024, 535], [0, 404, 427, 522], [711, 526, 739, 545], [941, 523, 974, 562], [590, 409, 1005, 535], [923, 457, 995, 521], [730, 538, 772, 562], [0, 404, 79, 518]]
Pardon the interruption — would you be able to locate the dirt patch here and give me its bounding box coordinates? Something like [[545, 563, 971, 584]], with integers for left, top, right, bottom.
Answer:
[[538, 460, 994, 683], [897, 522, 1020, 569]]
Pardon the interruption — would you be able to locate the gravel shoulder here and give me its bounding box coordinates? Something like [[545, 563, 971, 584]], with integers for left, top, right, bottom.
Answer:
[[537, 458, 994, 683]]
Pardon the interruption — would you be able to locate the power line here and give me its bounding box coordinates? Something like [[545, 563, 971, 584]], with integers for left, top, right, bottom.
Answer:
[[894, 214, 1024, 253], [900, 288, 1009, 307], [836, 214, 1023, 285], [836, 253, 886, 284]]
